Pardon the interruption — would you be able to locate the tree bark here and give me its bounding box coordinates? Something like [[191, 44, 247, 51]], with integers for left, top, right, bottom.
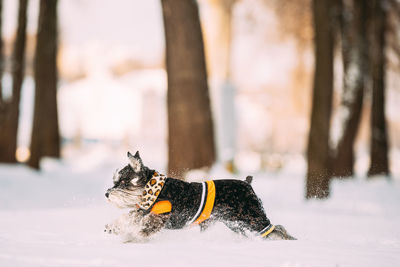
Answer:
[[0, 0, 28, 163], [368, 0, 389, 177], [306, 0, 335, 199], [28, 0, 60, 169], [332, 0, 368, 178], [0, 0, 3, 102], [161, 0, 216, 178]]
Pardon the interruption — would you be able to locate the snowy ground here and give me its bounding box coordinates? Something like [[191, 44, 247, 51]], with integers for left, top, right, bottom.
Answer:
[[1, 149, 399, 267]]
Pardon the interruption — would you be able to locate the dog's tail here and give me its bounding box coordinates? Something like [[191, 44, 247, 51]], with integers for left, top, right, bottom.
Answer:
[[245, 176, 253, 184]]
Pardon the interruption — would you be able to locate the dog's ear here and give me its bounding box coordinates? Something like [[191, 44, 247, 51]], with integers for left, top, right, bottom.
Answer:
[[128, 151, 143, 172], [134, 151, 140, 158], [127, 151, 141, 159]]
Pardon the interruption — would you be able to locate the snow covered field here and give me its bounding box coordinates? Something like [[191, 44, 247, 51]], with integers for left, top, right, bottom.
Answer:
[[0, 149, 399, 267]]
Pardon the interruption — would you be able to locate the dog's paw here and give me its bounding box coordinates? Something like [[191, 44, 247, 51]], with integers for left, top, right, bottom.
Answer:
[[104, 223, 120, 235]]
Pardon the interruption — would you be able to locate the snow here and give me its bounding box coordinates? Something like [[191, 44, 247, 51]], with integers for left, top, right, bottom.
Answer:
[[1, 150, 399, 267]]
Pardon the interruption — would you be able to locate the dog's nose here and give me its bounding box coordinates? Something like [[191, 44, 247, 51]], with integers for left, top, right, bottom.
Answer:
[[105, 192, 109, 198]]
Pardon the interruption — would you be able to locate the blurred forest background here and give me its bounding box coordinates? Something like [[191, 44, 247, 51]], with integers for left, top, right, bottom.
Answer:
[[0, 0, 399, 199]]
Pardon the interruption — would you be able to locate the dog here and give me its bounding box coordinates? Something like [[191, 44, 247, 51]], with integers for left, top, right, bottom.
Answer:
[[105, 151, 295, 241]]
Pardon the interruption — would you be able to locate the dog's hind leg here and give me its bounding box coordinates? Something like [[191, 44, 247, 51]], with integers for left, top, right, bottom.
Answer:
[[199, 219, 215, 232], [223, 221, 247, 236], [264, 225, 296, 240]]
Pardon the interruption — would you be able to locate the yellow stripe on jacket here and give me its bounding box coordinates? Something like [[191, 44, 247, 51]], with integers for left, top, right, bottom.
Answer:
[[193, 180, 216, 225]]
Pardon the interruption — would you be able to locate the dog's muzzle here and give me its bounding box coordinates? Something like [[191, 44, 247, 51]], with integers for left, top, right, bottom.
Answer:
[[105, 187, 143, 209], [105, 187, 113, 198]]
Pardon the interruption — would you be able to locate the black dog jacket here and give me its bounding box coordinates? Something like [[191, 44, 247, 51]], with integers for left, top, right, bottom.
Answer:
[[138, 172, 273, 236]]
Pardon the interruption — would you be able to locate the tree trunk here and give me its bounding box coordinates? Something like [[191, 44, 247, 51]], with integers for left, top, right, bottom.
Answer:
[[161, 0, 216, 178], [206, 0, 236, 172], [0, 0, 28, 163], [306, 0, 335, 199], [28, 0, 60, 169], [0, 0, 3, 101], [368, 0, 389, 177], [332, 0, 368, 178]]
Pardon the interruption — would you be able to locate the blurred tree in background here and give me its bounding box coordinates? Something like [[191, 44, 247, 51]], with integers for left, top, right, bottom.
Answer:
[[0, 0, 3, 101], [306, 0, 335, 199], [331, 0, 369, 178], [269, 0, 393, 197], [368, 0, 389, 177], [161, 0, 216, 178], [28, 0, 60, 169], [0, 0, 28, 163], [205, 0, 237, 174], [266, 0, 312, 48]]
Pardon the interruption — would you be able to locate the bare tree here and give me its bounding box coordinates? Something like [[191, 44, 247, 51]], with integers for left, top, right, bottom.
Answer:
[[161, 0, 216, 178], [28, 0, 60, 169], [368, 0, 389, 177], [306, 0, 336, 199], [0, 0, 28, 163], [331, 0, 369, 178], [0, 0, 3, 101]]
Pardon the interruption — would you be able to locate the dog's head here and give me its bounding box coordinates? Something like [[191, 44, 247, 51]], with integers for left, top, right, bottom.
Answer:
[[105, 151, 154, 208]]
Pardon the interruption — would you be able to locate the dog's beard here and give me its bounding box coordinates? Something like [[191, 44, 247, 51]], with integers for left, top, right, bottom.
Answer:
[[107, 188, 142, 208]]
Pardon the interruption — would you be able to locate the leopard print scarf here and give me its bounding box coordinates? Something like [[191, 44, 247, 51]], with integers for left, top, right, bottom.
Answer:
[[138, 172, 167, 210]]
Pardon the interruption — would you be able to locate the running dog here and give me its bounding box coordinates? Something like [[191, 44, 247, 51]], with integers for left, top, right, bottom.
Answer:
[[105, 151, 295, 241]]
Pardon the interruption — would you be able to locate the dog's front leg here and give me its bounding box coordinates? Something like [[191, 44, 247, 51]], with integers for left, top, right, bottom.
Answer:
[[138, 213, 170, 238], [104, 209, 144, 235]]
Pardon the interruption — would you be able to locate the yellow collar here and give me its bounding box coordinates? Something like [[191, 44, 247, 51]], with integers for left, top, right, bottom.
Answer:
[[259, 224, 275, 238]]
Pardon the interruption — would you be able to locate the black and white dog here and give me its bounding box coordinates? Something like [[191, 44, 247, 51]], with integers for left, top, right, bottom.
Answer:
[[105, 151, 295, 241]]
